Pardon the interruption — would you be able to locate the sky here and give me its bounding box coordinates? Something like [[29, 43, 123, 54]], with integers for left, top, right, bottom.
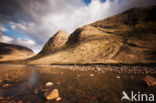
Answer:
[[0, 0, 156, 53]]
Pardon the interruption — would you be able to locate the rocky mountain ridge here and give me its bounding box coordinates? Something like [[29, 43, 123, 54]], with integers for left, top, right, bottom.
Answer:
[[27, 5, 156, 64]]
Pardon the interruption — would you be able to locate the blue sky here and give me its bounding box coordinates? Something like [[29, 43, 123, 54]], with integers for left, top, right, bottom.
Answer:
[[4, 24, 31, 40], [83, 0, 108, 5], [83, 0, 91, 5]]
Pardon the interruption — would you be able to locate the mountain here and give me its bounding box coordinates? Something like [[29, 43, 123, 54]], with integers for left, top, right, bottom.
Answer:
[[40, 30, 69, 54], [28, 5, 156, 64], [0, 42, 34, 61], [30, 30, 69, 60]]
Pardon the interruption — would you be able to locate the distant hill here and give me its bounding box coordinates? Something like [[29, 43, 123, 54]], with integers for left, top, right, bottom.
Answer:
[[28, 5, 156, 64], [0, 42, 34, 61]]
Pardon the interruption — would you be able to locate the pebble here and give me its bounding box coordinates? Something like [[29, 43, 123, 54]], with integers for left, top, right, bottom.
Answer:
[[56, 97, 62, 101], [44, 89, 59, 100], [77, 74, 80, 77], [116, 76, 120, 79], [90, 74, 94, 77], [34, 89, 38, 94], [56, 82, 61, 85], [45, 82, 54, 87], [41, 89, 49, 92], [2, 84, 9, 88], [18, 100, 23, 103]]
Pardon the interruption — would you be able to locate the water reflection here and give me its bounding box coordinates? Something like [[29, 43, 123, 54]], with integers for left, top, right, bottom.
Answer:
[[1, 66, 40, 97]]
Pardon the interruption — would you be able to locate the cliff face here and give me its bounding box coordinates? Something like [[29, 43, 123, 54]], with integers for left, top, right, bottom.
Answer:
[[0, 42, 34, 61], [29, 5, 156, 64]]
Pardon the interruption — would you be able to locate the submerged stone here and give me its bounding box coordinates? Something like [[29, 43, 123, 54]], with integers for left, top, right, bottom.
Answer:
[[45, 82, 54, 87], [44, 89, 59, 100]]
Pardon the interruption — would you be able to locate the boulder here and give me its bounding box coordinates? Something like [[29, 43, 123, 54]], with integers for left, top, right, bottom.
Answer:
[[44, 89, 59, 100]]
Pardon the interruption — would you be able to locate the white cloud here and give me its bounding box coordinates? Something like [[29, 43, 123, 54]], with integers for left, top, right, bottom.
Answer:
[[0, 33, 41, 53], [11, 0, 156, 37], [15, 38, 41, 53], [16, 38, 35, 46], [0, 26, 8, 32], [0, 34, 13, 43]]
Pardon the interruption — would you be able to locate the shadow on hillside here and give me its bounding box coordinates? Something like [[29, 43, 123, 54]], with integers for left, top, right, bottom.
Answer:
[[0, 48, 12, 55], [0, 42, 33, 55]]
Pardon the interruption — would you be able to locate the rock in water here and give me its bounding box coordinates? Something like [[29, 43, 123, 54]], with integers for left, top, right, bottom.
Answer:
[[144, 76, 156, 86], [56, 97, 62, 101], [116, 76, 120, 79], [45, 82, 54, 87], [2, 84, 9, 87], [90, 74, 94, 77], [34, 89, 38, 94], [44, 89, 59, 100]]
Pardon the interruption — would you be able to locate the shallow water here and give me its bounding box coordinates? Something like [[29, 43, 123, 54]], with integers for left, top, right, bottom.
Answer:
[[0, 65, 156, 103]]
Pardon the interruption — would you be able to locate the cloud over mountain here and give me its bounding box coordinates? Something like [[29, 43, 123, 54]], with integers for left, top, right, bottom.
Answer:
[[0, 0, 156, 53]]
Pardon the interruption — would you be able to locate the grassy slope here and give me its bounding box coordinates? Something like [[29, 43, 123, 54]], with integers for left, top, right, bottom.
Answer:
[[28, 6, 156, 65], [27, 30, 69, 61], [0, 42, 34, 62]]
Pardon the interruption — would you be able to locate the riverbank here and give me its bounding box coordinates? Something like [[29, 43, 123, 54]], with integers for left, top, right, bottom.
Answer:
[[0, 64, 156, 103]]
